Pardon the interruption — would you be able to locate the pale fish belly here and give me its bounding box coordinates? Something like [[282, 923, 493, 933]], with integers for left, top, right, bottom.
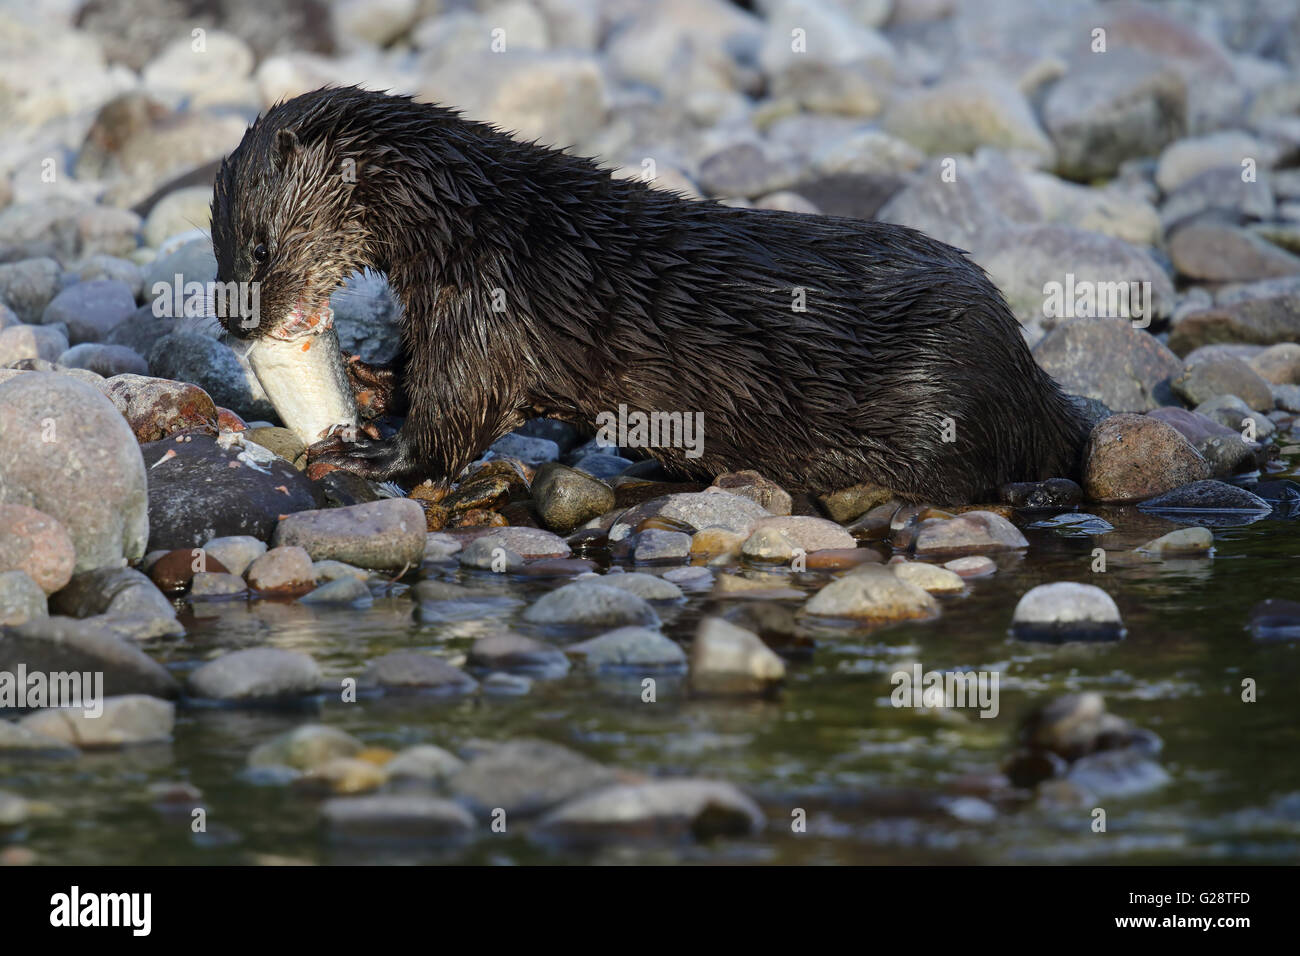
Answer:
[[245, 308, 359, 446]]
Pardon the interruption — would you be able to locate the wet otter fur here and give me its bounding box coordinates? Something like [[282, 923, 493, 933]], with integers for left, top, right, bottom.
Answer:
[[212, 86, 1087, 504]]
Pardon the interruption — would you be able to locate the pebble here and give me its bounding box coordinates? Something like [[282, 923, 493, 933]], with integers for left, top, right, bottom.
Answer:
[[912, 511, 1028, 556], [944, 556, 997, 578], [0, 570, 48, 626], [586, 572, 682, 602], [57, 343, 148, 377], [272, 498, 426, 571], [0, 504, 76, 594], [449, 739, 619, 818], [20, 695, 174, 748], [611, 491, 771, 541], [201, 535, 267, 577], [801, 565, 939, 622], [689, 617, 785, 695], [1083, 413, 1212, 503], [1011, 583, 1124, 642], [384, 745, 466, 785], [633, 528, 692, 563], [248, 725, 362, 771], [40, 279, 136, 344], [467, 633, 570, 679], [710, 470, 793, 514], [321, 795, 475, 844], [299, 576, 373, 606], [1171, 356, 1276, 410], [189, 571, 248, 597], [0, 373, 148, 572], [187, 648, 322, 702], [567, 626, 687, 672], [891, 561, 966, 594], [1032, 320, 1182, 413], [458, 536, 525, 572], [359, 652, 478, 695], [0, 616, 179, 698], [1137, 480, 1272, 514], [530, 462, 615, 533], [1137, 527, 1215, 555], [535, 779, 764, 845], [99, 373, 218, 442], [246, 546, 316, 593], [522, 582, 660, 629]]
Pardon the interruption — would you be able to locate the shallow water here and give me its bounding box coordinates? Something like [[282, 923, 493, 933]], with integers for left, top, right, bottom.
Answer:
[[5, 467, 1299, 866]]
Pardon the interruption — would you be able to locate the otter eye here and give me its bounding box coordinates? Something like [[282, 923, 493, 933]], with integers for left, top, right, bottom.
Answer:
[[253, 243, 268, 263]]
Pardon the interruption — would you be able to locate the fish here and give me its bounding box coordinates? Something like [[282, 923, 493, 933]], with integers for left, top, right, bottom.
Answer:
[[244, 305, 359, 446]]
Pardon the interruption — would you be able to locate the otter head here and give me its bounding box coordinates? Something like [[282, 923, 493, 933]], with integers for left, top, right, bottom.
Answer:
[[211, 104, 369, 340]]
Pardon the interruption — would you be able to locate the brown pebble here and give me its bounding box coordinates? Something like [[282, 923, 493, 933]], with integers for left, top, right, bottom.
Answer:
[[804, 547, 881, 570], [149, 548, 230, 594]]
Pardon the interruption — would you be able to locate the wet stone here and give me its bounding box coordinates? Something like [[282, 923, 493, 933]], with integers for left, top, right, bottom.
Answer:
[[689, 617, 785, 696], [449, 739, 619, 818], [1012, 583, 1123, 642], [187, 648, 323, 703], [359, 652, 478, 695], [467, 633, 570, 679], [801, 565, 939, 622], [523, 582, 660, 629], [567, 626, 687, 672], [535, 779, 765, 846]]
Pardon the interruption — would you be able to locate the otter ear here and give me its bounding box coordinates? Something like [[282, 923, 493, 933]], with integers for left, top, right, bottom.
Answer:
[[271, 128, 300, 173]]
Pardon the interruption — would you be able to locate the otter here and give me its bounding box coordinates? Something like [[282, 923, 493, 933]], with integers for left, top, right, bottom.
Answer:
[[211, 86, 1087, 504]]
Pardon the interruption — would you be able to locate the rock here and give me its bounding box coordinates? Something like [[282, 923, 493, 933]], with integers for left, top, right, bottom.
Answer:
[[449, 738, 619, 818], [883, 75, 1054, 165], [141, 433, 315, 551], [1172, 356, 1276, 411], [711, 470, 793, 514], [57, 343, 149, 377], [458, 537, 524, 572], [1011, 583, 1124, 641], [690, 617, 785, 694], [296, 757, 388, 796], [999, 478, 1083, 509], [142, 186, 218, 247], [633, 528, 692, 563], [187, 648, 322, 702], [359, 652, 478, 695], [1043, 51, 1186, 180], [1193, 395, 1275, 441], [1156, 131, 1271, 193], [0, 324, 68, 364], [1137, 527, 1214, 556], [1161, 166, 1275, 232], [1067, 748, 1170, 798], [610, 491, 771, 541], [487, 432, 559, 466], [243, 426, 305, 464], [1016, 692, 1153, 763], [530, 463, 615, 533], [567, 627, 687, 672], [19, 696, 174, 748], [0, 570, 47, 626], [891, 560, 966, 594], [39, 280, 136, 345], [147, 332, 271, 421], [522, 582, 660, 629], [479, 526, 571, 559], [1247, 599, 1300, 642], [814, 482, 893, 522], [248, 725, 362, 771], [0, 616, 179, 700], [913, 511, 1028, 555], [272, 499, 426, 571], [148, 548, 230, 594], [50, 567, 178, 629], [1033, 319, 1182, 412], [535, 779, 764, 845], [1146, 407, 1261, 478], [697, 142, 802, 199], [299, 576, 372, 606], [467, 633, 570, 679], [98, 373, 217, 441], [0, 504, 76, 594], [572, 452, 634, 478], [690, 527, 746, 558], [140, 239, 217, 303], [0, 720, 77, 756], [423, 532, 462, 562], [245, 546, 315, 593], [1137, 480, 1272, 514], [385, 745, 465, 785], [590, 572, 684, 601], [189, 572, 247, 597], [1250, 343, 1300, 385], [321, 795, 475, 844], [1170, 296, 1300, 354], [749, 515, 856, 553], [801, 565, 938, 621], [201, 535, 266, 577], [0, 373, 148, 571], [1082, 413, 1211, 503], [740, 526, 798, 562], [421, 50, 607, 151], [1169, 222, 1300, 282], [0, 258, 60, 323], [945, 555, 997, 578]]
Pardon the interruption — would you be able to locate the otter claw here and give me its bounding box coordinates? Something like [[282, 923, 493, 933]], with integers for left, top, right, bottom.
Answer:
[[306, 433, 408, 482], [344, 355, 406, 418]]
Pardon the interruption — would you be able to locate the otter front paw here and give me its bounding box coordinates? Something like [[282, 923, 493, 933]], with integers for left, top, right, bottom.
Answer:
[[306, 432, 412, 482], [344, 354, 407, 418]]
